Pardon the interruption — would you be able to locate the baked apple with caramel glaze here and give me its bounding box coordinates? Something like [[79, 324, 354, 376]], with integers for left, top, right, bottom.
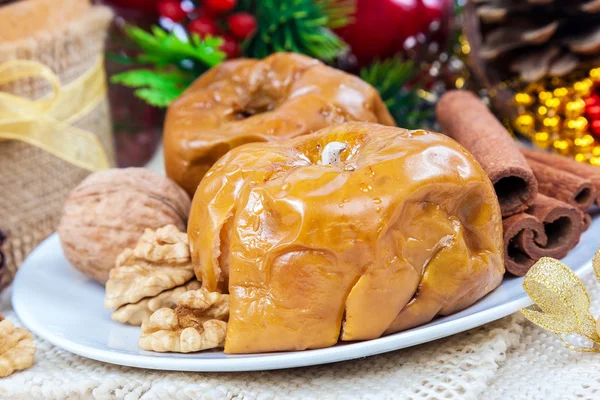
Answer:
[[188, 122, 504, 354], [163, 53, 395, 196]]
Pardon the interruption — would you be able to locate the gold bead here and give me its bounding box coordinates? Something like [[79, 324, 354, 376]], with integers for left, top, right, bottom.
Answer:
[[565, 116, 589, 133], [553, 87, 569, 99], [460, 35, 470, 55], [514, 92, 534, 107], [537, 105, 548, 119], [544, 97, 561, 111], [562, 128, 580, 139], [590, 68, 600, 83], [533, 131, 553, 149], [590, 156, 600, 166], [574, 134, 595, 153], [575, 153, 589, 163], [593, 145, 600, 157], [553, 139, 573, 156], [574, 79, 593, 97], [565, 98, 586, 119], [539, 91, 553, 103], [542, 115, 561, 132], [514, 112, 536, 135]]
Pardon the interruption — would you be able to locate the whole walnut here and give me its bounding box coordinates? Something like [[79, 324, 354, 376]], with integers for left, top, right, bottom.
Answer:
[[58, 168, 191, 284]]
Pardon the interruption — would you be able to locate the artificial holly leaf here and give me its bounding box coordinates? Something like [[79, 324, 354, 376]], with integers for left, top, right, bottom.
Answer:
[[106, 52, 138, 65], [110, 25, 229, 107], [111, 69, 188, 87], [124, 25, 226, 73], [111, 69, 192, 108], [133, 87, 183, 108]]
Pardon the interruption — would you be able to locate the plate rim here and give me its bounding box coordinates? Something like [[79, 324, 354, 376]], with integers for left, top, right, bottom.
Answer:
[[11, 233, 594, 372]]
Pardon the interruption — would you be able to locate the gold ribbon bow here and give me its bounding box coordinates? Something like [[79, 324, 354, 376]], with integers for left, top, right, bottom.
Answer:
[[0, 57, 111, 171], [521, 250, 600, 352]]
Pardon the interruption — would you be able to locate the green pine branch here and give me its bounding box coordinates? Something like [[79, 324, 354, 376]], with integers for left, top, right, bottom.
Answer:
[[234, 0, 256, 12], [318, 0, 356, 29], [360, 57, 430, 129], [243, 0, 355, 62]]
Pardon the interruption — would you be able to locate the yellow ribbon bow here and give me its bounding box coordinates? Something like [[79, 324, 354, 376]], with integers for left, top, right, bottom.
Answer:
[[0, 57, 111, 171], [521, 249, 600, 352]]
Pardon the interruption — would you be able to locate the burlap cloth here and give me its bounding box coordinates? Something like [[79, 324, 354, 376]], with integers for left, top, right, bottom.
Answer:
[[0, 269, 597, 399], [0, 5, 115, 288]]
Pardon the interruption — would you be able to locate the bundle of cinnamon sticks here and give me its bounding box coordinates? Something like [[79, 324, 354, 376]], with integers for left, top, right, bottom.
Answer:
[[437, 91, 598, 276]]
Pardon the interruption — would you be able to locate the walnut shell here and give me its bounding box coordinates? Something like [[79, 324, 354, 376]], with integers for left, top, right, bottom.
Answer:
[[58, 168, 191, 284]]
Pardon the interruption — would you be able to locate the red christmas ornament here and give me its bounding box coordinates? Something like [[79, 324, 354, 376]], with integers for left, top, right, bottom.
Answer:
[[188, 15, 220, 37], [586, 86, 600, 138], [220, 35, 240, 58], [587, 104, 600, 121], [205, 0, 237, 14], [335, 0, 453, 67], [590, 119, 600, 136], [585, 93, 600, 108], [228, 12, 257, 40], [157, 0, 187, 22]]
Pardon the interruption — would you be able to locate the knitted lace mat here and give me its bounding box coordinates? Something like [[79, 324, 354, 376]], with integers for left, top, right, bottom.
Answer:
[[1, 273, 599, 400]]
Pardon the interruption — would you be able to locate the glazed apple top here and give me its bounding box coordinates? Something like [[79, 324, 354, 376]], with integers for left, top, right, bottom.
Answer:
[[163, 52, 395, 196], [188, 122, 504, 354]]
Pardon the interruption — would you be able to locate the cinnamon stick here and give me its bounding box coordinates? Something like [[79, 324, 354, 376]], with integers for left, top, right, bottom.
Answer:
[[521, 148, 600, 206], [526, 159, 596, 211], [503, 194, 584, 276], [584, 213, 592, 231], [436, 90, 538, 217]]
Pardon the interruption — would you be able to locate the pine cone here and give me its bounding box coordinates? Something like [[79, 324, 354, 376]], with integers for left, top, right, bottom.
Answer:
[[467, 0, 600, 82]]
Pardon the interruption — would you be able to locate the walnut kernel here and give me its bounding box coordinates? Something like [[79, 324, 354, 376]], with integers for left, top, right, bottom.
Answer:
[[0, 318, 35, 377], [138, 289, 229, 353], [112, 280, 201, 326], [105, 225, 195, 310]]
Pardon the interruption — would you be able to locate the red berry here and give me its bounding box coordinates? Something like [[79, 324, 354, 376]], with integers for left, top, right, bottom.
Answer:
[[228, 12, 257, 39], [157, 0, 187, 22], [188, 16, 220, 37], [205, 0, 237, 14], [220, 35, 240, 58]]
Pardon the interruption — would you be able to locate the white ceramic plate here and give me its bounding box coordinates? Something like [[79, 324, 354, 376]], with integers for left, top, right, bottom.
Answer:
[[12, 220, 599, 372]]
